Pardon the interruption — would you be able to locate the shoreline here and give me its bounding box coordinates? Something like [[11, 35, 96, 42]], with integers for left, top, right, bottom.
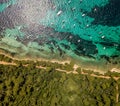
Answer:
[[0, 37, 120, 75], [0, 49, 120, 75]]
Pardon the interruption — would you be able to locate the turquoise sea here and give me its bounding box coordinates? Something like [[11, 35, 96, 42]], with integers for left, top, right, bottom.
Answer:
[[0, 0, 120, 71]]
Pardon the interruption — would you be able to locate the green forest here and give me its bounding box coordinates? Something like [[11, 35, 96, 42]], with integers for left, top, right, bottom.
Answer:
[[0, 53, 120, 106]]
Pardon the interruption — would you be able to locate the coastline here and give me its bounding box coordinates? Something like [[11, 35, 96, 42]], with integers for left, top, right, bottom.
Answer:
[[0, 36, 120, 75], [0, 47, 120, 75]]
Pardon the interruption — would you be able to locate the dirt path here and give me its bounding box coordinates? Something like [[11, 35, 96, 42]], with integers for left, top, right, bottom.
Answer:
[[0, 61, 17, 66], [0, 61, 118, 79]]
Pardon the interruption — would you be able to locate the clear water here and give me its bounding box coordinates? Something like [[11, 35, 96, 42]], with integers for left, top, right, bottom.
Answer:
[[0, 0, 120, 71]]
